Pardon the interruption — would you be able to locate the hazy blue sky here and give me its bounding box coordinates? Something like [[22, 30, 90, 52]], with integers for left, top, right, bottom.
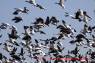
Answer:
[[0, 0, 95, 63]]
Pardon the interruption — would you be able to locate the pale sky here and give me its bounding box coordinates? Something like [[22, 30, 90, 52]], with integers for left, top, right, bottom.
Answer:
[[0, 0, 95, 63]]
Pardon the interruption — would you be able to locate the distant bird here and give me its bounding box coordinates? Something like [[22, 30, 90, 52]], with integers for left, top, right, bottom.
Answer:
[[8, 26, 19, 40], [32, 43, 46, 56], [81, 24, 92, 35], [13, 7, 29, 15], [55, 0, 65, 9], [57, 25, 64, 29], [26, 0, 45, 10], [3, 42, 13, 52], [57, 41, 63, 48], [70, 46, 79, 57], [35, 39, 39, 43], [57, 33, 64, 40], [70, 34, 90, 45], [25, 0, 37, 6], [64, 12, 70, 17], [92, 26, 95, 30], [38, 30, 46, 34], [23, 26, 29, 30], [89, 35, 95, 47], [22, 33, 31, 41], [62, 20, 66, 25], [32, 17, 45, 31], [29, 26, 35, 35], [72, 9, 84, 21], [45, 16, 50, 26], [57, 24, 73, 38], [10, 47, 17, 55], [12, 16, 23, 23], [83, 11, 92, 23], [0, 34, 2, 38], [40, 39, 50, 46], [50, 37, 58, 41], [22, 26, 31, 43], [8, 26, 20, 46], [48, 41, 59, 54], [0, 23, 10, 29], [92, 35, 95, 42], [69, 40, 76, 44], [57, 44, 64, 52], [33, 17, 45, 26], [36, 4, 45, 10], [71, 9, 92, 23], [62, 20, 76, 35], [11, 54, 21, 61], [19, 48, 24, 56], [50, 16, 59, 26], [0, 53, 3, 60], [62, 20, 72, 29]]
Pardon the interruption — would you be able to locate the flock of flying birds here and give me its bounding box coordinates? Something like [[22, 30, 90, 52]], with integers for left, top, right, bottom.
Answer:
[[0, 0, 95, 63]]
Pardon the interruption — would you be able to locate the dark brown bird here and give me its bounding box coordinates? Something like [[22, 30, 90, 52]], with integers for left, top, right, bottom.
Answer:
[[50, 16, 59, 26], [36, 4, 45, 10], [13, 7, 29, 15], [45, 16, 51, 26], [72, 9, 83, 21], [12, 16, 23, 23]]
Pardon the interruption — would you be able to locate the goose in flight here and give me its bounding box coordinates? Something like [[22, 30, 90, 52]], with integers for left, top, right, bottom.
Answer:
[[8, 26, 19, 40], [72, 9, 84, 21], [3, 42, 13, 52], [56, 0, 66, 9], [36, 4, 45, 10], [0, 23, 10, 29], [83, 11, 92, 24], [12, 16, 23, 23], [26, 0, 37, 6], [45, 16, 50, 26], [70, 9, 92, 23], [13, 7, 29, 15], [32, 17, 45, 31], [50, 16, 59, 26], [26, 0, 45, 10]]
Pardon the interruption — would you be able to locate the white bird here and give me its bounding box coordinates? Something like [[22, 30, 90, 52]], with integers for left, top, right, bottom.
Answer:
[[79, 9, 84, 17], [3, 42, 13, 52]]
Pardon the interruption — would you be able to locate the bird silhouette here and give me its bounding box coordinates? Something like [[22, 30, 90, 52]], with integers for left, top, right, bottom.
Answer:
[[12, 16, 23, 23], [50, 16, 59, 26], [25, 0, 37, 6], [26, 0, 45, 10], [13, 7, 29, 15], [0, 23, 10, 29], [55, 0, 65, 9], [45, 16, 50, 26]]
